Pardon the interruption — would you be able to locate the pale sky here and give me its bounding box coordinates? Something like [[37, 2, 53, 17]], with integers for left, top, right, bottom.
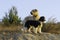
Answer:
[[0, 0, 60, 22]]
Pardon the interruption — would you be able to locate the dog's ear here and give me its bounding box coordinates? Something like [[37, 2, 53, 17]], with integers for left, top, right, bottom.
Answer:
[[39, 16, 46, 21], [30, 12, 33, 15], [30, 9, 38, 15]]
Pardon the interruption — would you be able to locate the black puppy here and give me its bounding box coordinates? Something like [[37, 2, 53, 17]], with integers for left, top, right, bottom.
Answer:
[[25, 16, 45, 33]]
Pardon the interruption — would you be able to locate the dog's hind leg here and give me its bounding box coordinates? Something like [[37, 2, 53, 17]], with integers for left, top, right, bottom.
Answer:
[[28, 25, 32, 33]]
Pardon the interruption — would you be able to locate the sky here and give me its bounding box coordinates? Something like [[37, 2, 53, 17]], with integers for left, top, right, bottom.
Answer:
[[0, 0, 60, 22]]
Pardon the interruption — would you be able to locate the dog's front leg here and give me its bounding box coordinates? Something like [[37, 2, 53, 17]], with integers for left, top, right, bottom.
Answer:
[[38, 25, 42, 33], [33, 27, 38, 34], [38, 27, 42, 33], [35, 28, 38, 34]]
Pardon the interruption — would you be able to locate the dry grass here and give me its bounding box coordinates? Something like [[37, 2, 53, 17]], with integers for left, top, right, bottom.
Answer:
[[42, 23, 60, 34], [0, 24, 23, 32]]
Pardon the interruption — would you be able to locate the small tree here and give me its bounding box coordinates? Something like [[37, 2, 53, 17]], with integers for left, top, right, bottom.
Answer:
[[2, 6, 21, 26]]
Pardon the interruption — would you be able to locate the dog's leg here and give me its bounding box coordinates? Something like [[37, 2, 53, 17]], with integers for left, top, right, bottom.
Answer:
[[38, 24, 43, 33], [35, 27, 38, 34], [33, 27, 38, 34], [38, 26, 42, 33], [28, 25, 32, 33]]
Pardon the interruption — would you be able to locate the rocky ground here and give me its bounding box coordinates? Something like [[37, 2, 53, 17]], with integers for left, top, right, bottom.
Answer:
[[0, 31, 60, 40]]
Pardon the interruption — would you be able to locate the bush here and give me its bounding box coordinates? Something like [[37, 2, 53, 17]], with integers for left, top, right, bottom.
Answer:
[[42, 17, 60, 34]]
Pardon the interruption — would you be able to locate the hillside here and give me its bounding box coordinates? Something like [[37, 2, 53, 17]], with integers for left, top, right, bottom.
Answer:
[[0, 31, 60, 40]]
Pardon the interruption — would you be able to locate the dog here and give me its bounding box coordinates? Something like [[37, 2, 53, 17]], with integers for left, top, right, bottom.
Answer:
[[25, 16, 45, 33]]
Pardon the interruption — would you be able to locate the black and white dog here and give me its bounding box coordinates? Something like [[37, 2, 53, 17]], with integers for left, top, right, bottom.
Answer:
[[25, 16, 45, 33]]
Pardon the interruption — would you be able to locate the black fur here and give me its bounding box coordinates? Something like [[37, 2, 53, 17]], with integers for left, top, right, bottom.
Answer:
[[25, 16, 45, 29], [25, 20, 40, 29]]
